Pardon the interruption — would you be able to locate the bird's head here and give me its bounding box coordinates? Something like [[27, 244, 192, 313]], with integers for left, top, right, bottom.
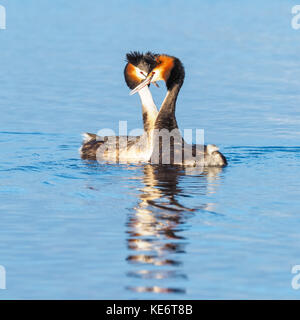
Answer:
[[130, 54, 185, 95], [124, 51, 158, 90]]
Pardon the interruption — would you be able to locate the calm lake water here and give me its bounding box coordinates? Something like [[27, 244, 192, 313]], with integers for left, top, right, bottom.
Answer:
[[0, 0, 300, 299]]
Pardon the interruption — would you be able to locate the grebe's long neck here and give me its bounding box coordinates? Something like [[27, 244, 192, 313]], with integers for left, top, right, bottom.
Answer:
[[138, 86, 158, 135], [154, 83, 181, 131]]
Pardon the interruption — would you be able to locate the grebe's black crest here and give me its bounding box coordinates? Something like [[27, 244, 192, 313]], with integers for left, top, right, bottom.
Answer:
[[126, 51, 157, 69], [126, 51, 144, 65]]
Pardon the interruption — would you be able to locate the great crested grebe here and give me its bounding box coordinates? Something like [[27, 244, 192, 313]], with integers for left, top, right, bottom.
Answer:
[[130, 53, 227, 167], [80, 52, 158, 161]]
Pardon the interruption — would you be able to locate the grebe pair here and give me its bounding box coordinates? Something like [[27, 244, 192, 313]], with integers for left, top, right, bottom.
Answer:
[[80, 52, 227, 167]]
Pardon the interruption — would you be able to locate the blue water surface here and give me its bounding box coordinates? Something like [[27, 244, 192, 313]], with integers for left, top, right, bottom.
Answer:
[[0, 0, 300, 299]]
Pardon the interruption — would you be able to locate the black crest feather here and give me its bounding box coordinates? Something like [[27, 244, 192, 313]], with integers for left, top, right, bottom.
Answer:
[[126, 51, 158, 68], [126, 51, 144, 66]]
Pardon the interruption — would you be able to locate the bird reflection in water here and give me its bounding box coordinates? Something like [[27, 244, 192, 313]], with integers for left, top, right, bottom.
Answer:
[[126, 164, 223, 295]]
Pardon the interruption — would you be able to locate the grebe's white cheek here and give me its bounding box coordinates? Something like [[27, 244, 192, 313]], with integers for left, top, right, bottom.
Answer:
[[135, 67, 147, 80], [152, 71, 160, 82]]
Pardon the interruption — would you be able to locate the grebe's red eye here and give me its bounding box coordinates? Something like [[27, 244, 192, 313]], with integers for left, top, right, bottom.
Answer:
[[140, 71, 143, 74]]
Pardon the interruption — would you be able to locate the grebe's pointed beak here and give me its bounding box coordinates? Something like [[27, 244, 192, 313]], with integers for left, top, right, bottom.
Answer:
[[129, 73, 155, 96]]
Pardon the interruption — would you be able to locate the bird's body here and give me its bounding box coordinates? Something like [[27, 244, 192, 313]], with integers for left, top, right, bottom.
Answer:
[[80, 52, 227, 167], [80, 52, 158, 162], [130, 53, 227, 167]]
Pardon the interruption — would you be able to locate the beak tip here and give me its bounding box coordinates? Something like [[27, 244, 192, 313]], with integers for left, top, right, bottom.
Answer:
[[129, 74, 153, 96]]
